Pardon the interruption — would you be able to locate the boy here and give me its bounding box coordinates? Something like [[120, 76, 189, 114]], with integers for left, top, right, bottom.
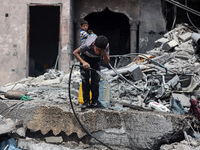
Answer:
[[80, 20, 89, 44], [73, 35, 110, 109]]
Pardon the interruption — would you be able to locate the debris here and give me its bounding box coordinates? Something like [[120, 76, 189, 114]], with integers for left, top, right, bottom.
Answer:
[[123, 103, 152, 111], [189, 99, 200, 121], [4, 90, 27, 100], [191, 32, 200, 47], [0, 138, 21, 150], [20, 95, 32, 101], [170, 97, 187, 114], [162, 40, 178, 51], [45, 136, 63, 144], [148, 102, 170, 112], [127, 64, 143, 81], [1, 24, 200, 149], [0, 115, 22, 135], [171, 93, 191, 107]]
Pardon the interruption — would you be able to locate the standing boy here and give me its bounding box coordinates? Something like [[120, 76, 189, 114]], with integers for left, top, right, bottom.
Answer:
[[73, 35, 110, 109]]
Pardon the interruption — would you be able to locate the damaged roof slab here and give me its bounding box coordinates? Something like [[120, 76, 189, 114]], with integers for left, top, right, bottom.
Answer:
[[0, 100, 192, 150]]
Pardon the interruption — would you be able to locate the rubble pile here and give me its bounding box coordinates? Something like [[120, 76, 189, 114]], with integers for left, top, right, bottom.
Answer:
[[1, 24, 200, 149], [103, 24, 200, 112]]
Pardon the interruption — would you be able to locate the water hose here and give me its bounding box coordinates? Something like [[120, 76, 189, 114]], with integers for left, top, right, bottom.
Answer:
[[68, 64, 113, 150], [72, 64, 112, 81]]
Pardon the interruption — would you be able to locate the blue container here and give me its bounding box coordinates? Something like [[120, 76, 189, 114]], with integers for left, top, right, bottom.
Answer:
[[98, 81, 111, 107]]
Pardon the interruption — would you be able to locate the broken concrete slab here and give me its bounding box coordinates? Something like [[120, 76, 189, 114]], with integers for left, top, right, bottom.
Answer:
[[89, 110, 193, 150], [0, 100, 193, 150], [27, 106, 122, 138]]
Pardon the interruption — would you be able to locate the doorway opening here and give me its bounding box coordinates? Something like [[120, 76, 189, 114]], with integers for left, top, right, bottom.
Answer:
[[28, 6, 60, 77], [85, 8, 130, 56]]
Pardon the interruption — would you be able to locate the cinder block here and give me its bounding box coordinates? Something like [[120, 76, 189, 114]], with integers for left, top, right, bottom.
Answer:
[[128, 65, 143, 81]]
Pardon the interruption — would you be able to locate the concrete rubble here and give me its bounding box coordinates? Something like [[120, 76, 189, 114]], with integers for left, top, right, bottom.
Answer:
[[1, 24, 200, 149]]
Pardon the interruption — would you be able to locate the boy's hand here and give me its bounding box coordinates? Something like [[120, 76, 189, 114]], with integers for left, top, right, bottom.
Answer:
[[100, 49, 106, 55], [100, 49, 110, 65], [83, 62, 90, 70]]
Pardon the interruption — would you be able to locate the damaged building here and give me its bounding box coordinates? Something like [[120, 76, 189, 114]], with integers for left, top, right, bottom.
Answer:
[[1, 0, 200, 150], [1, 0, 200, 86]]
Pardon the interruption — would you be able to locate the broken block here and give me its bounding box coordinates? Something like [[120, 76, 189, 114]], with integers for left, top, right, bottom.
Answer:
[[127, 65, 143, 81], [45, 136, 63, 144], [154, 37, 169, 48], [178, 32, 192, 42], [162, 40, 178, 51]]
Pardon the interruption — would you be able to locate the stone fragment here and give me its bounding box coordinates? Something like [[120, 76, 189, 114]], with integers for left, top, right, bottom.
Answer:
[[178, 32, 192, 42], [162, 40, 178, 51], [16, 127, 26, 137], [127, 65, 143, 81], [0, 115, 22, 134], [45, 136, 63, 144], [154, 37, 169, 48]]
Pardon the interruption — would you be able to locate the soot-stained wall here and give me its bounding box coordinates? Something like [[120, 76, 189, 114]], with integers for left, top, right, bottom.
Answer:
[[4, 0, 196, 86], [73, 0, 166, 56]]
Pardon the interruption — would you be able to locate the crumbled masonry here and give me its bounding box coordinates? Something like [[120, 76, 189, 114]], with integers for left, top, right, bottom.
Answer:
[[1, 24, 200, 149]]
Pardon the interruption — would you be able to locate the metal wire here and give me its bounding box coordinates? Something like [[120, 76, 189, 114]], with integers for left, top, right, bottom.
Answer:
[[165, 0, 200, 17]]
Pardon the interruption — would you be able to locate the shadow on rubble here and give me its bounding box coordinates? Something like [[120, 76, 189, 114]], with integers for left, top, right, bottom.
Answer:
[[0, 134, 11, 143], [25, 129, 96, 148], [26, 129, 80, 142]]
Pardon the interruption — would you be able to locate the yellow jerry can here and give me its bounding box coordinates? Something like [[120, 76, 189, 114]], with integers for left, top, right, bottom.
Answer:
[[79, 79, 92, 104]]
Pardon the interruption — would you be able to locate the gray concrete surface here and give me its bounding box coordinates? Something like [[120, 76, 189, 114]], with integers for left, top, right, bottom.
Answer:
[[0, 100, 192, 150]]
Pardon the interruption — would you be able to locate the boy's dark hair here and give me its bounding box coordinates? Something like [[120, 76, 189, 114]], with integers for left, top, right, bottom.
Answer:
[[95, 35, 108, 49], [80, 19, 88, 26]]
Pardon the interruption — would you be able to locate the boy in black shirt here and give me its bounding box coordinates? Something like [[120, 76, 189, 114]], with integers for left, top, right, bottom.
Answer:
[[73, 35, 110, 109]]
